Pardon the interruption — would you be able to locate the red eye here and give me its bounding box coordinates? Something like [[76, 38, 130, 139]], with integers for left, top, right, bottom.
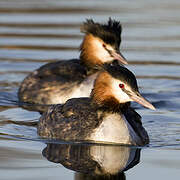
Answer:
[[102, 44, 106, 48], [119, 84, 124, 88]]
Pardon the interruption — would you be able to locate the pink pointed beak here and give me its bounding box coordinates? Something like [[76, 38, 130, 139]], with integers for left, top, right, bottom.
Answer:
[[129, 91, 156, 110], [111, 51, 128, 65]]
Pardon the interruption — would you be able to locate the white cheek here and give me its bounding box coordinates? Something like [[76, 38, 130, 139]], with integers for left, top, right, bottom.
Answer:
[[93, 39, 113, 62], [117, 91, 131, 103], [115, 88, 131, 103], [111, 80, 132, 103], [95, 49, 113, 62]]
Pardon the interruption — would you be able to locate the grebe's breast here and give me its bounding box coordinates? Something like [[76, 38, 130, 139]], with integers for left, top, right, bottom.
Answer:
[[89, 112, 142, 145]]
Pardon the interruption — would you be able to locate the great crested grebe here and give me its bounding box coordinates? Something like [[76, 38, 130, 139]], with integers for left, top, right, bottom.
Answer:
[[18, 19, 127, 107], [38, 64, 155, 146]]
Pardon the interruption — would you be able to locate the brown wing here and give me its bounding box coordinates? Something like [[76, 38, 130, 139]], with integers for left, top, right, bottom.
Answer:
[[37, 98, 100, 140], [36, 59, 87, 81], [18, 59, 88, 105]]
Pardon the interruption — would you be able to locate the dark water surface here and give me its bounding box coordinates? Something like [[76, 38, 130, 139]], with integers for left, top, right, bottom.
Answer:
[[0, 0, 180, 179]]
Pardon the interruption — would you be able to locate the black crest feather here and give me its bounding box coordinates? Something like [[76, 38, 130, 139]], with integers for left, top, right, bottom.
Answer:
[[81, 18, 122, 47]]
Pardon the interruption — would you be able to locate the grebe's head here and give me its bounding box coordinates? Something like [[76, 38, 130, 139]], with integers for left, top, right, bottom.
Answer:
[[80, 18, 127, 68], [91, 64, 155, 110]]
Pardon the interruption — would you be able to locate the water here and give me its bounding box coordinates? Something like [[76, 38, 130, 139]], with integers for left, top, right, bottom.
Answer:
[[0, 0, 180, 179]]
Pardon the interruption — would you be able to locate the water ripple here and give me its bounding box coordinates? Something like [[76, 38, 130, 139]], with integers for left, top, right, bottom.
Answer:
[[0, 0, 180, 150]]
